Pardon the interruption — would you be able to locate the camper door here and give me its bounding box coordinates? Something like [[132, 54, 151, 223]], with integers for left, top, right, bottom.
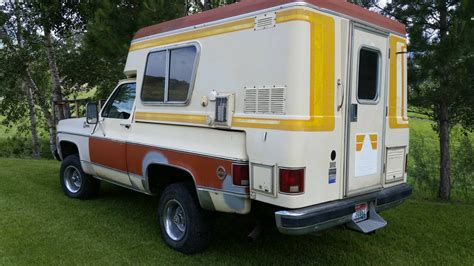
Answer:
[[346, 25, 388, 196]]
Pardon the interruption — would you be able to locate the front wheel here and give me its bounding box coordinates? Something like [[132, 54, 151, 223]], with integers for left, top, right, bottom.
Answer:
[[158, 183, 211, 254], [60, 155, 100, 199]]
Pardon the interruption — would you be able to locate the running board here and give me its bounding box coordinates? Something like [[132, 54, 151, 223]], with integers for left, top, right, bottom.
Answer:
[[346, 203, 387, 233]]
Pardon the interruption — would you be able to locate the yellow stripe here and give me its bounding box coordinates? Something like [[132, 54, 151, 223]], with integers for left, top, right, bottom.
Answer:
[[369, 134, 377, 142], [132, 9, 336, 132], [389, 35, 409, 129], [135, 112, 207, 124], [234, 10, 335, 131], [371, 142, 378, 150], [130, 18, 255, 52]]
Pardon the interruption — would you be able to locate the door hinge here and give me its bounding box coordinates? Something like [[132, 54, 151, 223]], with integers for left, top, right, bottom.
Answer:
[[388, 48, 391, 59], [383, 163, 386, 174]]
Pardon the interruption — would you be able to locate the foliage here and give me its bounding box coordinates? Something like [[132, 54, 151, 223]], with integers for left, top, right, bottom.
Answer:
[[408, 116, 474, 202], [451, 131, 474, 200], [0, 135, 52, 159], [69, 0, 187, 99]]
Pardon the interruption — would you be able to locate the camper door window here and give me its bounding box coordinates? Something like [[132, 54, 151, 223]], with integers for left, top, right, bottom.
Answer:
[[357, 48, 380, 102], [142, 45, 198, 104]]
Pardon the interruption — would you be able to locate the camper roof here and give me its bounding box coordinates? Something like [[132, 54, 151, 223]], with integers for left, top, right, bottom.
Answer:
[[133, 0, 406, 41]]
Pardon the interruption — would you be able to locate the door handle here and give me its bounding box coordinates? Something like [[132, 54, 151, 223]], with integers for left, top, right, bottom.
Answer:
[[350, 104, 358, 122], [120, 123, 131, 129], [337, 79, 345, 111]]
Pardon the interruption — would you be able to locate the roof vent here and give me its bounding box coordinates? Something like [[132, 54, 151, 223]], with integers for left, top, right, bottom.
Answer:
[[244, 86, 286, 115], [254, 13, 276, 31]]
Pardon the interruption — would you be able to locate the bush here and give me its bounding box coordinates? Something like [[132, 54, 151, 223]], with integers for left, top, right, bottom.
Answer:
[[0, 135, 53, 159], [407, 130, 440, 198], [451, 133, 474, 200]]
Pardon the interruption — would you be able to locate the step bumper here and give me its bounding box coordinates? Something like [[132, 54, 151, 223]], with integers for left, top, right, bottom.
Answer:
[[275, 183, 412, 235]]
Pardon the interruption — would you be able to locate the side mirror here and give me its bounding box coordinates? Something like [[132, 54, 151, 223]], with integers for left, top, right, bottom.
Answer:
[[86, 103, 98, 124]]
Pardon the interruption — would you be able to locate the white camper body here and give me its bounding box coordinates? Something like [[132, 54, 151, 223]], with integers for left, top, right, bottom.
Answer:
[[57, 0, 412, 253]]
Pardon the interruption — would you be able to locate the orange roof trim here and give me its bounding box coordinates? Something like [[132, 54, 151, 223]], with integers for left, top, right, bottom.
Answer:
[[133, 0, 406, 40]]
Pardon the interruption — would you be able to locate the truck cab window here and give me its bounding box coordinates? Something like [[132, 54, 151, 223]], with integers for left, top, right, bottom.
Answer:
[[142, 45, 197, 103], [102, 83, 136, 119], [357, 48, 380, 101]]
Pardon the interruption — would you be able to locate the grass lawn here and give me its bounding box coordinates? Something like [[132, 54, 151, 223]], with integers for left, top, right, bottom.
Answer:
[[0, 158, 473, 265]]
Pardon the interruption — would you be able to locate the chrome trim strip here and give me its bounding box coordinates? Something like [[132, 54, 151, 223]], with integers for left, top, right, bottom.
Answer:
[[89, 135, 126, 144], [126, 139, 249, 163], [88, 161, 129, 175], [58, 131, 90, 138], [93, 174, 152, 195], [197, 186, 249, 197], [131, 2, 405, 45]]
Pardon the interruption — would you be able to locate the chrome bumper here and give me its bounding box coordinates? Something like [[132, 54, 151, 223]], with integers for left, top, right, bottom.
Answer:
[[275, 183, 412, 235]]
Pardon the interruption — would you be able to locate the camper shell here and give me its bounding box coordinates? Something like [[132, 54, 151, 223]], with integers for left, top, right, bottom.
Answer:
[[57, 0, 412, 253]]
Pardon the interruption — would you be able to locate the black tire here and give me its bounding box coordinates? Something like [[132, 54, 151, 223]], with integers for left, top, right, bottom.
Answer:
[[60, 154, 100, 199], [158, 183, 211, 254]]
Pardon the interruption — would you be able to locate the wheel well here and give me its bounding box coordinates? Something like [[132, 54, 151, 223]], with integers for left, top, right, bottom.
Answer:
[[60, 141, 79, 159], [147, 164, 196, 194]]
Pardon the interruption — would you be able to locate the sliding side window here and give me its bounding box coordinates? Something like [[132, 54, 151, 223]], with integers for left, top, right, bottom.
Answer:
[[142, 45, 197, 104]]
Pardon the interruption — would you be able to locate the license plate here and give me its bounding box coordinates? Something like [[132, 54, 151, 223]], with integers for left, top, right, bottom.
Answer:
[[352, 203, 368, 223]]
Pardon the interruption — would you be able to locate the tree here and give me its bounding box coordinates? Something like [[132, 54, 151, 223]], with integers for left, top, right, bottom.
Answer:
[[382, 0, 474, 200], [69, 0, 186, 99], [192, 0, 241, 12], [0, 2, 43, 158]]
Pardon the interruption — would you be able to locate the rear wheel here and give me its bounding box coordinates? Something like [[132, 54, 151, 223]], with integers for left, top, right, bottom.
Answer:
[[60, 155, 100, 199], [158, 183, 211, 254]]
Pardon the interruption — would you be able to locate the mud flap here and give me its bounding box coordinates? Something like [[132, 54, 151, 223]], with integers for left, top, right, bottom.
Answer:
[[346, 202, 387, 233]]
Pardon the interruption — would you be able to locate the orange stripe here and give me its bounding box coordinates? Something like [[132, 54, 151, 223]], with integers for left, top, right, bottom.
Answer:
[[126, 143, 237, 190], [89, 138, 128, 172]]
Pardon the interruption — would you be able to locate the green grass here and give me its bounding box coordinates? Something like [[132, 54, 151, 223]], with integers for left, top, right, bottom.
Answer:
[[0, 158, 473, 265]]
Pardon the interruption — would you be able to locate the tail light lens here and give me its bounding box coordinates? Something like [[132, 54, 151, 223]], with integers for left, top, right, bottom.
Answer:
[[232, 164, 249, 186], [279, 168, 305, 194]]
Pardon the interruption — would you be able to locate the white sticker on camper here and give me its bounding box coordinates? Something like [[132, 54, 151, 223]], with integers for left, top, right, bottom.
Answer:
[[355, 133, 378, 177]]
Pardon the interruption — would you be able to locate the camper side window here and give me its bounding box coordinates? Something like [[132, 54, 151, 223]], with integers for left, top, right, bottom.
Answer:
[[357, 48, 380, 102], [142, 45, 197, 104], [142, 51, 166, 102]]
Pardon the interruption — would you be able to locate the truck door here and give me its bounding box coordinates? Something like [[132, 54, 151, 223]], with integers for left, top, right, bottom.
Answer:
[[89, 82, 136, 186], [346, 26, 388, 196]]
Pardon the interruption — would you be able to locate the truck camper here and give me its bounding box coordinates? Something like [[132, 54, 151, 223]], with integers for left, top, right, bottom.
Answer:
[[57, 0, 412, 253]]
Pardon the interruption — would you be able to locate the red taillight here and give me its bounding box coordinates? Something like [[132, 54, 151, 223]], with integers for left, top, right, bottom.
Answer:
[[232, 164, 249, 186], [279, 169, 305, 194]]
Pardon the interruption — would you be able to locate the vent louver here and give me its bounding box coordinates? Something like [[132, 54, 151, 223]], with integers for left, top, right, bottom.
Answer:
[[244, 86, 286, 114], [254, 13, 276, 31], [215, 97, 228, 123]]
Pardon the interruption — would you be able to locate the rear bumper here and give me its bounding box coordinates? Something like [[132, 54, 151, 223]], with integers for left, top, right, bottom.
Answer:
[[275, 183, 412, 235]]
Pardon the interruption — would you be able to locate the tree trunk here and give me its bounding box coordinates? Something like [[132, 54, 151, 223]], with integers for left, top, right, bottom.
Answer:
[[26, 68, 58, 156], [438, 101, 450, 200], [44, 30, 64, 121], [203, 0, 212, 11], [437, 0, 450, 200], [24, 83, 41, 159]]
